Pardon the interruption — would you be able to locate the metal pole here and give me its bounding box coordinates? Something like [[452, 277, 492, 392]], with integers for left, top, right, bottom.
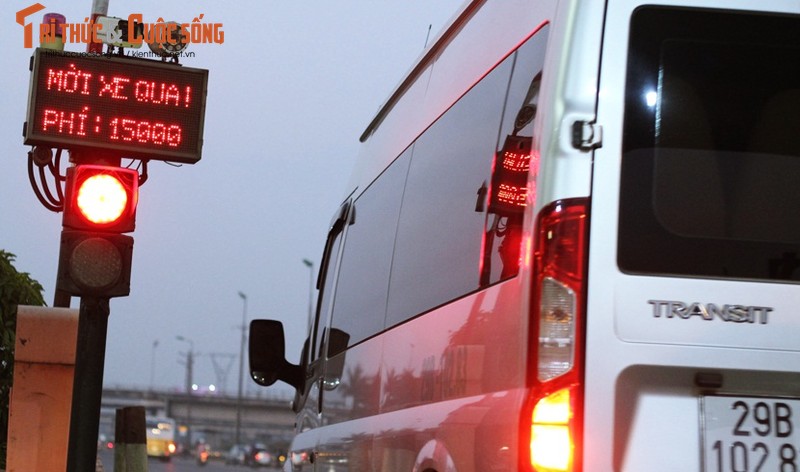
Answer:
[[53, 290, 71, 308], [149, 339, 158, 391], [65, 0, 112, 461], [176, 336, 194, 449], [187, 347, 193, 449], [235, 291, 247, 445], [66, 297, 110, 472], [86, 0, 108, 54]]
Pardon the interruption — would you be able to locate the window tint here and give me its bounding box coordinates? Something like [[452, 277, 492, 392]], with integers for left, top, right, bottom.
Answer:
[[328, 29, 550, 349], [483, 28, 549, 285], [619, 7, 800, 282], [385, 57, 512, 327], [385, 29, 549, 328], [329, 149, 411, 354]]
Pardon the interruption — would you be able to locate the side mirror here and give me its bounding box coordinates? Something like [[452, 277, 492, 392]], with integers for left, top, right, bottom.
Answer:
[[249, 320, 303, 391]]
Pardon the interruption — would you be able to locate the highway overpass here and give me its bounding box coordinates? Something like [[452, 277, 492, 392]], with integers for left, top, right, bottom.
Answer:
[[100, 387, 296, 451]]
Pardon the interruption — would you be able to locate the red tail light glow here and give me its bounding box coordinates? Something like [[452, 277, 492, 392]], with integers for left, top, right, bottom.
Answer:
[[524, 198, 589, 472]]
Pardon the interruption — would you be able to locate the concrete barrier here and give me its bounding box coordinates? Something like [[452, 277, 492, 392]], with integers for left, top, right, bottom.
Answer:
[[6, 306, 78, 472]]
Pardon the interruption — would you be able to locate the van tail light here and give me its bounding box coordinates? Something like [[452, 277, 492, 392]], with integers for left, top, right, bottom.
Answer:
[[523, 198, 589, 472]]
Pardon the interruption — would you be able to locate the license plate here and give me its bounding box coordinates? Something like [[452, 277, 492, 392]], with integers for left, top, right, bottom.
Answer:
[[703, 395, 800, 472]]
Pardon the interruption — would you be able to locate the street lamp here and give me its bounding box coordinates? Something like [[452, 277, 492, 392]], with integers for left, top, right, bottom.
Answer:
[[175, 335, 195, 449], [175, 336, 195, 394], [303, 259, 315, 329], [235, 291, 247, 445], [149, 339, 159, 392]]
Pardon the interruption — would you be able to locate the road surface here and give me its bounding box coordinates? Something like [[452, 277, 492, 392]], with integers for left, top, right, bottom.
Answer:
[[97, 449, 282, 472]]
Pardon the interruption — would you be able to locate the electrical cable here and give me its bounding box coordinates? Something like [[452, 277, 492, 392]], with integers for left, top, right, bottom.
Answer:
[[124, 158, 148, 186], [27, 151, 61, 212], [38, 164, 60, 206], [53, 148, 65, 201], [138, 160, 148, 186]]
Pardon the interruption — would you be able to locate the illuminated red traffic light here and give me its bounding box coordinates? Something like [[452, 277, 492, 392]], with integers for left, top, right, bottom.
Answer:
[[63, 165, 138, 233], [57, 164, 138, 298], [76, 174, 128, 224]]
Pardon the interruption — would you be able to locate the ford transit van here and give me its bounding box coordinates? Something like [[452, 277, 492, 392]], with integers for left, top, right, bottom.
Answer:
[[249, 1, 800, 470]]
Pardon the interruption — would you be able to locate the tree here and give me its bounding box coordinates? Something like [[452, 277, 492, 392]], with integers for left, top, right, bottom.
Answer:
[[0, 251, 46, 469]]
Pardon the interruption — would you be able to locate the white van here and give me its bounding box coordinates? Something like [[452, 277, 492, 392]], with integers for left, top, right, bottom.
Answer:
[[249, 1, 800, 470]]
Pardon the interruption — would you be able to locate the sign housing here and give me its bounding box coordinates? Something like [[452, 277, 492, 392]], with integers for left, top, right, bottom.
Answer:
[[25, 48, 208, 164]]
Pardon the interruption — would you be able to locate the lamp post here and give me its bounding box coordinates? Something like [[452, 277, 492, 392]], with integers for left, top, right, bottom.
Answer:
[[235, 291, 247, 445], [175, 336, 195, 393], [149, 339, 159, 392], [175, 335, 194, 449], [303, 259, 314, 329]]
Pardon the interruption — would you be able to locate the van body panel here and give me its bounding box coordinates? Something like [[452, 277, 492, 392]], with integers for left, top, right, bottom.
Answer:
[[534, 0, 604, 205], [320, 335, 383, 425], [371, 280, 529, 471], [315, 332, 383, 470], [370, 391, 529, 471], [613, 277, 789, 350], [378, 279, 527, 415]]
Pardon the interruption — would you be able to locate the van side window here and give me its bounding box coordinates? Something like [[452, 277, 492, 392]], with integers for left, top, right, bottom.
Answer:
[[385, 58, 512, 326], [328, 149, 412, 355], [311, 205, 348, 362], [483, 28, 549, 284], [328, 28, 551, 352], [386, 27, 550, 327]]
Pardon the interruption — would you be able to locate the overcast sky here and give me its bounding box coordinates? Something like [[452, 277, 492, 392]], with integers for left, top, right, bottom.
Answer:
[[0, 0, 464, 397]]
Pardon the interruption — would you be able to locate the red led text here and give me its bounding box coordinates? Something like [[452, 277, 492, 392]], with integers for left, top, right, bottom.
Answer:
[[495, 184, 528, 208], [28, 50, 207, 162], [109, 118, 182, 147], [48, 64, 194, 108], [47, 64, 92, 95], [41, 109, 182, 148]]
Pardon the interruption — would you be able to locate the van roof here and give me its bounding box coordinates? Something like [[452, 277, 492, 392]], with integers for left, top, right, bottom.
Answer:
[[358, 0, 474, 143]]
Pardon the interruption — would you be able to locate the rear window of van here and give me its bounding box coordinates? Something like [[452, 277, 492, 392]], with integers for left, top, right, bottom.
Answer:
[[618, 6, 800, 282]]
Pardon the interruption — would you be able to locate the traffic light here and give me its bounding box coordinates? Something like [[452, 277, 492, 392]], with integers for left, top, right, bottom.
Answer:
[[56, 165, 138, 298]]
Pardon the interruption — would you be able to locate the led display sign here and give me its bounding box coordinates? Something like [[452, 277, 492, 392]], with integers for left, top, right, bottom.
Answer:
[[24, 48, 208, 163], [489, 135, 533, 216]]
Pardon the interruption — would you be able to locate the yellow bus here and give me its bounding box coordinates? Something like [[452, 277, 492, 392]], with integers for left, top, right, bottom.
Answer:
[[145, 416, 177, 461]]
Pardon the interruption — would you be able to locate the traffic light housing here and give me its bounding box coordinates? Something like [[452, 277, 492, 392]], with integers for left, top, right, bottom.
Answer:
[[56, 165, 138, 298]]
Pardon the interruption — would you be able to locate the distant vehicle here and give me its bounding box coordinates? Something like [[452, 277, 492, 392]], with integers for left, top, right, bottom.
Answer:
[[206, 446, 224, 461], [248, 0, 800, 471], [96, 433, 113, 451], [225, 444, 247, 465], [196, 441, 210, 466], [145, 416, 176, 461], [244, 443, 273, 468]]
